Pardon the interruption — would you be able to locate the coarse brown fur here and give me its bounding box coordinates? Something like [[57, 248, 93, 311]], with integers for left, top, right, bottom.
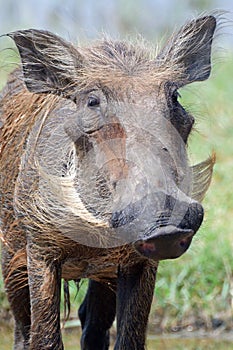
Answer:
[[0, 14, 218, 350]]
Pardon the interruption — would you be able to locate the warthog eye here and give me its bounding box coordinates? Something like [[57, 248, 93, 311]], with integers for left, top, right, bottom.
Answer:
[[87, 96, 100, 108]]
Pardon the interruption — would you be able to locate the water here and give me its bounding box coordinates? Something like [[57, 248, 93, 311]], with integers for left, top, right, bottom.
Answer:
[[146, 336, 233, 350], [2, 327, 233, 350], [64, 333, 233, 350]]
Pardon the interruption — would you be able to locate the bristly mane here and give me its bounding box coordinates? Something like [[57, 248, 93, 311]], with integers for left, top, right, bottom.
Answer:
[[52, 15, 222, 93]]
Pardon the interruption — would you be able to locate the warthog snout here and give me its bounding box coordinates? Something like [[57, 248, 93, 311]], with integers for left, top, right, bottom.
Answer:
[[111, 194, 203, 259], [134, 201, 204, 260]]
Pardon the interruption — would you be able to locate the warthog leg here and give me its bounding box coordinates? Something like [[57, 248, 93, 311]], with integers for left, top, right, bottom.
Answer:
[[2, 247, 31, 350], [26, 235, 63, 350], [79, 279, 116, 350], [115, 262, 157, 350]]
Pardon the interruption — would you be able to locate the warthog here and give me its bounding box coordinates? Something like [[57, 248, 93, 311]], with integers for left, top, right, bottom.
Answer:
[[0, 14, 217, 350]]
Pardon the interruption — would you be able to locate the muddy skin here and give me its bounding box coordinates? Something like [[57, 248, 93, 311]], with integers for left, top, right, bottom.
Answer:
[[0, 14, 216, 350]]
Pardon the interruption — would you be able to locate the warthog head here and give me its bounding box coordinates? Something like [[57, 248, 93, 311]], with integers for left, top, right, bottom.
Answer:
[[9, 15, 216, 258]]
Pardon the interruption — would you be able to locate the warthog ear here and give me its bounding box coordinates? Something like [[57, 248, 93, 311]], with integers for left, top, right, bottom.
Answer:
[[156, 16, 216, 85], [7, 29, 83, 97]]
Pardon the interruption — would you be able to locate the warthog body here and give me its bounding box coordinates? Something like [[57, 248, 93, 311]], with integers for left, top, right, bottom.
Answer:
[[0, 14, 216, 350]]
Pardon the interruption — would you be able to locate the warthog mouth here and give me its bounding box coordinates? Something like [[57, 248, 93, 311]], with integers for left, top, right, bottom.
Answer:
[[134, 225, 194, 260]]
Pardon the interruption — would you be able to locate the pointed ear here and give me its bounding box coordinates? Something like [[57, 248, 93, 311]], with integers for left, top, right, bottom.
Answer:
[[7, 29, 83, 97], [156, 16, 217, 85]]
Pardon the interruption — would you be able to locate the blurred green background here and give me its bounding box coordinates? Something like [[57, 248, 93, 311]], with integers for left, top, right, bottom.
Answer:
[[0, 0, 232, 340]]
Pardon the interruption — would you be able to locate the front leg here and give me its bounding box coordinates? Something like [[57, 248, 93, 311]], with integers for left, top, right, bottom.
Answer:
[[115, 261, 157, 350], [27, 236, 63, 350]]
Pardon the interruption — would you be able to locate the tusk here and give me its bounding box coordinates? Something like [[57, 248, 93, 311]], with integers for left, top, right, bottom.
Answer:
[[191, 152, 216, 202]]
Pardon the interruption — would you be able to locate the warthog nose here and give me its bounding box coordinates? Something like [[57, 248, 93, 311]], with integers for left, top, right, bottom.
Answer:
[[110, 193, 204, 257], [134, 226, 195, 260], [134, 202, 204, 260]]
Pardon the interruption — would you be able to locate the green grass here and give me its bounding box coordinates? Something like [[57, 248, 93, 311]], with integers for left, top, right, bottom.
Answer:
[[0, 51, 233, 331]]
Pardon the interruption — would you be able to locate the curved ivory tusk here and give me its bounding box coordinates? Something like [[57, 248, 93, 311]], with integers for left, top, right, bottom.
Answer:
[[191, 153, 216, 202]]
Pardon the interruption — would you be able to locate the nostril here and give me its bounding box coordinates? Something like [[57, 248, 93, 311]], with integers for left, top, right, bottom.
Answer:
[[138, 241, 156, 254], [179, 237, 190, 248], [180, 239, 186, 247]]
